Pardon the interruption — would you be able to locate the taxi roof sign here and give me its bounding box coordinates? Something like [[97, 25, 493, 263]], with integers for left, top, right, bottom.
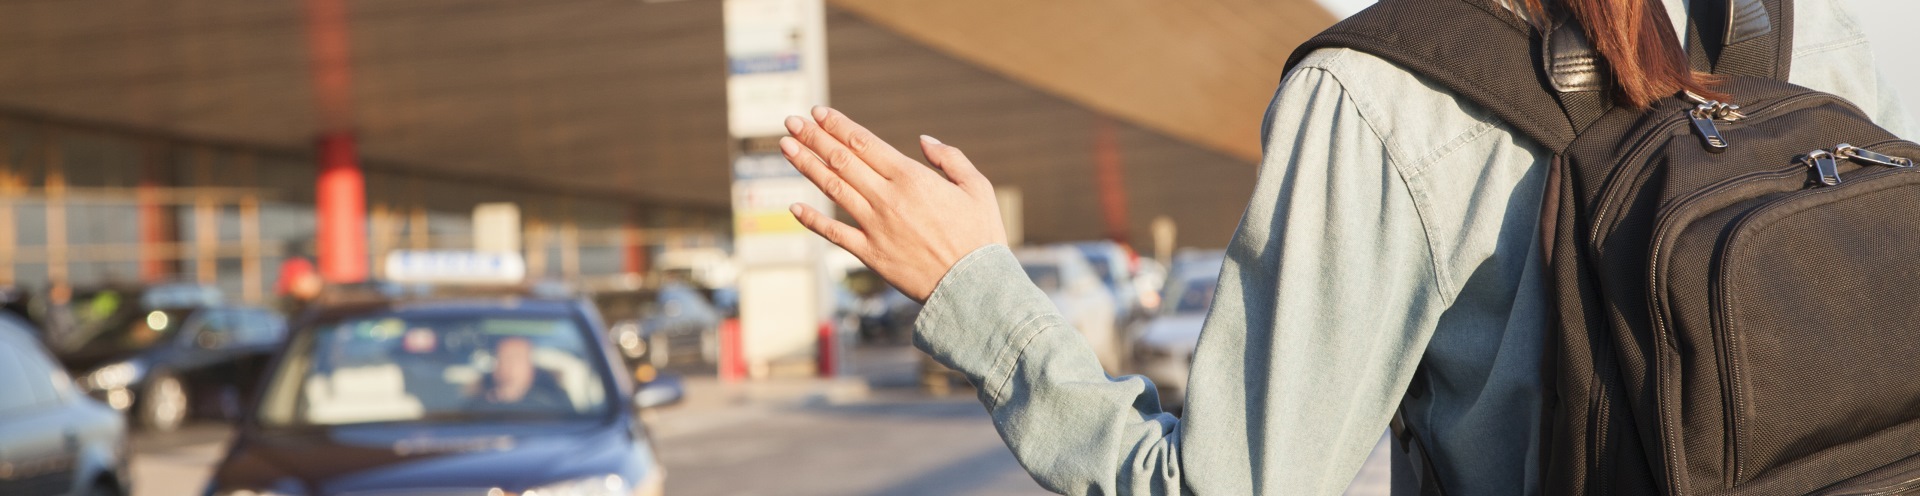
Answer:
[[382, 251, 527, 285]]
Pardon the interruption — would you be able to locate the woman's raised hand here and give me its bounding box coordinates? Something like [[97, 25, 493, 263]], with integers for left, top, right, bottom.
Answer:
[[780, 106, 1008, 302]]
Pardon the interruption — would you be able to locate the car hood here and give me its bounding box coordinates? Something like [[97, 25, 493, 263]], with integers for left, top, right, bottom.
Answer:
[[1136, 314, 1205, 349], [213, 421, 645, 494]]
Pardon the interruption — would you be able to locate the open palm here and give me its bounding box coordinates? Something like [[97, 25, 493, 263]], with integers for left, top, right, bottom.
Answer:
[[779, 106, 1008, 301]]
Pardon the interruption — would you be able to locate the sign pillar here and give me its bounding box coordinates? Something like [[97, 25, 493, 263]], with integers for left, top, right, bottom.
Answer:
[[725, 0, 832, 378]]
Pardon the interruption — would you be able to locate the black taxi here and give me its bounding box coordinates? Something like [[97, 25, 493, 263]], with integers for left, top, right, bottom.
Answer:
[[204, 290, 682, 496]]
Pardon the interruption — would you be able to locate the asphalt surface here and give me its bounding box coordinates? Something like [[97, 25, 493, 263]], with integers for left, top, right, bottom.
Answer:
[[125, 345, 1389, 496]]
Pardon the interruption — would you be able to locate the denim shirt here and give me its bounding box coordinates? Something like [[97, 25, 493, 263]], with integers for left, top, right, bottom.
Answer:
[[913, 1, 1913, 494]]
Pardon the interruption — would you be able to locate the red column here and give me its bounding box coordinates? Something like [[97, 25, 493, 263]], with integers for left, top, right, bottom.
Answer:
[[1093, 117, 1132, 245], [137, 145, 174, 282], [623, 209, 648, 275], [316, 133, 366, 282], [306, 0, 365, 283]]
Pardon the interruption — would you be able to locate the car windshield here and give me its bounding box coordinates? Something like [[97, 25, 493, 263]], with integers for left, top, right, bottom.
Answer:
[[1081, 252, 1117, 287], [50, 289, 198, 357], [1022, 265, 1063, 293], [1169, 278, 1216, 315], [255, 311, 610, 427]]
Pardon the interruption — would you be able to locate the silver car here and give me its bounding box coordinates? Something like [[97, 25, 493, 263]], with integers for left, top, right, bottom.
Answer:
[[1015, 245, 1121, 374], [1130, 250, 1225, 410], [0, 313, 129, 496]]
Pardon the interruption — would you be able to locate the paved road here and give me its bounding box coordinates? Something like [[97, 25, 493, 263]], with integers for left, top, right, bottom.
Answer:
[[129, 423, 231, 496]]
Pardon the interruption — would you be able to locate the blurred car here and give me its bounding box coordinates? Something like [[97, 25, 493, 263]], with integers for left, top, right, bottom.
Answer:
[[43, 284, 287, 432], [205, 295, 681, 496], [0, 312, 129, 496], [1070, 241, 1142, 327], [1130, 250, 1226, 412], [1016, 245, 1122, 373], [599, 282, 723, 369], [1128, 256, 1168, 317], [856, 286, 921, 345]]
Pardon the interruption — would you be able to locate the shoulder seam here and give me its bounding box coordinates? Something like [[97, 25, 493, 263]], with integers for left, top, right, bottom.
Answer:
[[1301, 63, 1458, 306]]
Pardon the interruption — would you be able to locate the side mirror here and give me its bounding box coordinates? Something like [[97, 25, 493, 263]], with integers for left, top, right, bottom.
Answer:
[[633, 373, 685, 410]]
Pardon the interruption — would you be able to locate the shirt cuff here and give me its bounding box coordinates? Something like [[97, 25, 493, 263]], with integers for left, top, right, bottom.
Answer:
[[913, 243, 1062, 403]]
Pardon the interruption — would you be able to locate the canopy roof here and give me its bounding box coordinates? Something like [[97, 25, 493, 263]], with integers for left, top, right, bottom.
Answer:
[[0, 0, 1333, 246]]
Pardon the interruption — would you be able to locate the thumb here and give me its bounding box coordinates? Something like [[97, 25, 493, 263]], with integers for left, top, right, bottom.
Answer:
[[919, 135, 989, 190]]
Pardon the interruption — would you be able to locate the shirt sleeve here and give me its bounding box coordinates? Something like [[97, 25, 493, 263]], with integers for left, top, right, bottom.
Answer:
[[914, 62, 1446, 496]]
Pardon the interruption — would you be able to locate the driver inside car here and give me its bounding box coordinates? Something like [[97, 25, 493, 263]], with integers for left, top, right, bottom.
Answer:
[[468, 336, 570, 412]]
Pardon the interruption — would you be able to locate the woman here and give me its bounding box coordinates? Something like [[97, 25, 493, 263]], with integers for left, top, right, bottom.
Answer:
[[775, 0, 1910, 494]]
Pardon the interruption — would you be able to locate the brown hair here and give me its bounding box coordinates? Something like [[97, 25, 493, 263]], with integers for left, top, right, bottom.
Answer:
[[1516, 0, 1726, 108]]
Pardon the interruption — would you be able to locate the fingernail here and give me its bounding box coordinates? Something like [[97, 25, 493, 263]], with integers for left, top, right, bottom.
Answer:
[[811, 106, 830, 121], [779, 137, 798, 155], [789, 203, 805, 216], [920, 135, 941, 145], [784, 116, 804, 135]]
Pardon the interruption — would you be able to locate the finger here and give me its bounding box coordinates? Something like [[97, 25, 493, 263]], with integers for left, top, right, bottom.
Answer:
[[918, 135, 991, 192], [812, 106, 916, 180], [790, 203, 869, 254], [787, 116, 889, 197], [781, 137, 872, 217]]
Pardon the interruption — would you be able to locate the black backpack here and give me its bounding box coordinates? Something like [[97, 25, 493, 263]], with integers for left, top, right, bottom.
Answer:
[[1285, 0, 1920, 494]]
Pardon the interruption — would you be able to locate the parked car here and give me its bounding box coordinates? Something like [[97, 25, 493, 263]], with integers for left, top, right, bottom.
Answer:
[[1016, 245, 1122, 373], [204, 295, 679, 496], [855, 286, 921, 345], [1129, 250, 1225, 412], [42, 284, 287, 432], [0, 312, 130, 496], [1070, 241, 1142, 328], [598, 282, 723, 369]]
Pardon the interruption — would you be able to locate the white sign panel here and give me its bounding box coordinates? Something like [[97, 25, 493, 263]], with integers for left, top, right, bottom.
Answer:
[[383, 251, 527, 285], [726, 0, 833, 376]]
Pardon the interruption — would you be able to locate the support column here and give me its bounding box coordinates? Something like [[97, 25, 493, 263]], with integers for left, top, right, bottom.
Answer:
[[0, 124, 14, 286], [315, 134, 366, 282], [307, 0, 366, 283], [138, 141, 177, 282], [623, 208, 648, 275], [43, 132, 67, 293], [194, 149, 219, 285], [1092, 116, 1132, 246]]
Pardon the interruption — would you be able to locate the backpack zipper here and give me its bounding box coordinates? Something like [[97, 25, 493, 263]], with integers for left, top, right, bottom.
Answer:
[[1683, 90, 1745, 153], [1837, 143, 1916, 169], [1588, 91, 1862, 246], [1803, 143, 1914, 187], [1804, 149, 1844, 187]]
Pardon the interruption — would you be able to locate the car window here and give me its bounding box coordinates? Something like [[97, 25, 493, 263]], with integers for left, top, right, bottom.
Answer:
[[0, 347, 41, 412], [662, 289, 708, 317], [1022, 265, 1063, 293], [1170, 278, 1217, 315], [183, 309, 235, 349], [232, 309, 287, 346], [256, 312, 610, 427], [0, 338, 63, 413]]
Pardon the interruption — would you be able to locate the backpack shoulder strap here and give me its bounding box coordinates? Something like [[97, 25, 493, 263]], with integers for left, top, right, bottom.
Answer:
[[1284, 0, 1581, 151], [1687, 0, 1794, 80], [1283, 0, 1796, 153]]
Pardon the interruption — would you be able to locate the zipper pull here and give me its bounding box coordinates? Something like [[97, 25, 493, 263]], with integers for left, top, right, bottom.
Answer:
[[1690, 106, 1730, 153], [1835, 143, 1914, 168], [1804, 149, 1843, 186]]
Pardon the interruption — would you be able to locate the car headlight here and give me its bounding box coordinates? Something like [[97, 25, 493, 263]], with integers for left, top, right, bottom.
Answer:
[[82, 361, 146, 391], [523, 474, 627, 496]]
